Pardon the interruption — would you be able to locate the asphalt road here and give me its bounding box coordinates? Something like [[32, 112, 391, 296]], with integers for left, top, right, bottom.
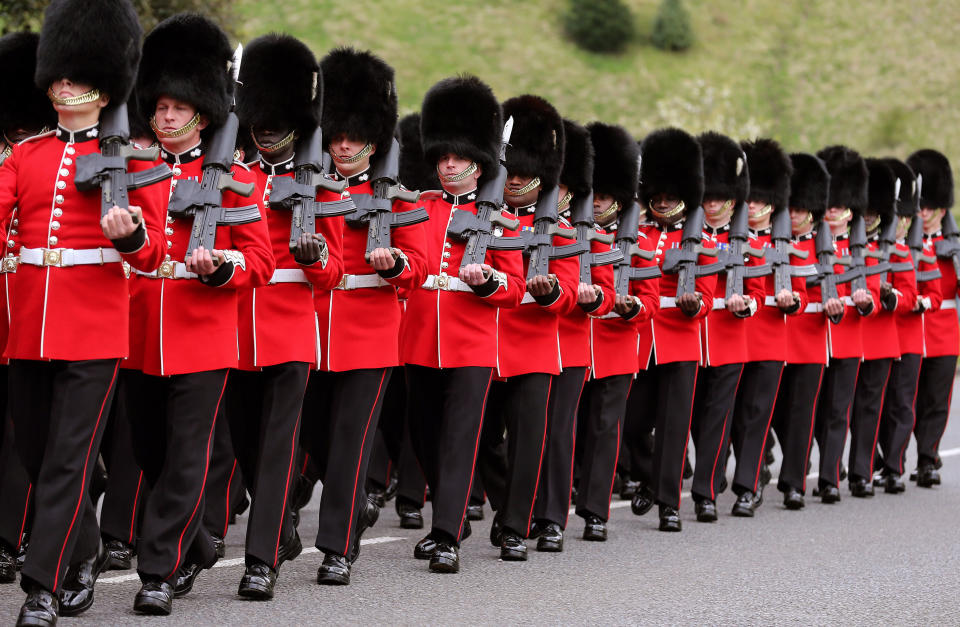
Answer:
[[3, 385, 960, 625]]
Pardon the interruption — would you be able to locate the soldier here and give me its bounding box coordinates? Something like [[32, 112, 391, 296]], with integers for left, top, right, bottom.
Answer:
[[0, 1, 168, 623], [401, 76, 525, 573], [124, 13, 275, 615], [907, 148, 957, 487]]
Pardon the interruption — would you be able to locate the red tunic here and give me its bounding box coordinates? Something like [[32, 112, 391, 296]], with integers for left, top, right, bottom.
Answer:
[[0, 126, 167, 361], [827, 234, 881, 360], [895, 242, 941, 356], [861, 240, 916, 361], [785, 233, 829, 365], [922, 232, 960, 357]]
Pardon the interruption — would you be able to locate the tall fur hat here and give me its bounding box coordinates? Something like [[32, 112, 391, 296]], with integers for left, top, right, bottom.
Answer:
[[137, 13, 234, 129], [420, 75, 502, 184], [587, 122, 639, 212], [501, 95, 565, 189], [698, 131, 749, 205], [639, 127, 704, 213], [0, 33, 56, 133], [320, 47, 397, 164], [788, 153, 830, 219], [237, 34, 321, 137], [816, 145, 869, 214], [397, 113, 439, 191], [560, 119, 594, 196], [35, 0, 142, 108], [906, 149, 953, 210], [865, 158, 897, 228], [882, 158, 918, 217], [742, 138, 792, 211]]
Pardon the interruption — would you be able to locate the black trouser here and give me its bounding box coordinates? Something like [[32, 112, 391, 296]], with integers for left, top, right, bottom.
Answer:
[[772, 363, 824, 494], [225, 363, 309, 568], [406, 365, 492, 543], [395, 426, 428, 507], [9, 358, 120, 593], [878, 354, 922, 475], [849, 358, 893, 482], [573, 372, 631, 523], [532, 367, 586, 527], [125, 369, 227, 582], [625, 361, 698, 510], [0, 411, 33, 551], [304, 368, 391, 558], [99, 388, 147, 547], [201, 407, 245, 541], [914, 354, 957, 468], [474, 387, 508, 514], [730, 360, 783, 495], [815, 357, 859, 489], [366, 372, 407, 490], [691, 364, 742, 501]]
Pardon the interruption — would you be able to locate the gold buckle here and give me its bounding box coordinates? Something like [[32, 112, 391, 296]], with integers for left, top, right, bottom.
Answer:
[[122, 261, 131, 279], [43, 249, 62, 267], [158, 260, 175, 279], [337, 274, 351, 290], [2, 256, 19, 273], [435, 273, 449, 290]]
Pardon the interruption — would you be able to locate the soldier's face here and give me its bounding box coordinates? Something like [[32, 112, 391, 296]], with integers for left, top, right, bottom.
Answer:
[[703, 199, 734, 227], [593, 193, 617, 226], [789, 208, 814, 235], [895, 216, 911, 239], [437, 154, 480, 194], [504, 173, 541, 209], [252, 126, 295, 163], [920, 207, 945, 233], [49, 78, 109, 117], [329, 133, 374, 176], [747, 201, 773, 229], [154, 96, 208, 151], [824, 206, 853, 233], [650, 193, 683, 226]]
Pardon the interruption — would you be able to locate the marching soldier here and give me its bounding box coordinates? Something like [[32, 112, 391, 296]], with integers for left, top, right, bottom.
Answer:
[[124, 13, 275, 615]]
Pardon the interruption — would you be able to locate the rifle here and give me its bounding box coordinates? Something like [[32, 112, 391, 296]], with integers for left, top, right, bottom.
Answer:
[[74, 102, 172, 223], [167, 44, 262, 263], [934, 210, 960, 288], [345, 137, 427, 260], [847, 213, 888, 292], [807, 220, 852, 324], [568, 190, 623, 285], [519, 185, 588, 281], [662, 205, 723, 299], [267, 126, 355, 252], [761, 205, 818, 299], [720, 202, 770, 300], [906, 210, 941, 283], [448, 116, 526, 270], [612, 199, 660, 297]]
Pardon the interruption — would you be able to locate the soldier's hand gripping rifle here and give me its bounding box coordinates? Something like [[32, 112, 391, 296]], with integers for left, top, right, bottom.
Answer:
[[166, 45, 261, 265], [569, 190, 623, 285], [720, 201, 770, 300], [345, 137, 427, 260], [74, 102, 172, 224], [847, 213, 888, 293], [662, 204, 723, 300], [761, 205, 818, 300], [612, 198, 660, 296], [875, 179, 915, 276], [268, 126, 355, 252], [807, 220, 852, 324], [906, 177, 941, 283], [934, 209, 960, 288], [520, 185, 589, 281]]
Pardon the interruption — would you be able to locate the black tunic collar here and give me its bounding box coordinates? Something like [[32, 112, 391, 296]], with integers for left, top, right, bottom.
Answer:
[[259, 156, 296, 176], [55, 123, 100, 144], [440, 188, 479, 206], [160, 142, 204, 165], [704, 223, 730, 237], [750, 227, 772, 237], [796, 231, 815, 242], [335, 167, 371, 187]]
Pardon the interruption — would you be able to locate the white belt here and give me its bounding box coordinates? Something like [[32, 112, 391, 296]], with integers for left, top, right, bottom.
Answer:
[[599, 311, 622, 320], [842, 296, 855, 307], [660, 296, 678, 308], [764, 295, 778, 307], [269, 268, 308, 284], [712, 297, 726, 310], [335, 273, 389, 290], [421, 274, 473, 293], [942, 300, 957, 310], [803, 303, 824, 313], [135, 260, 197, 280], [521, 293, 537, 305], [18, 247, 121, 268]]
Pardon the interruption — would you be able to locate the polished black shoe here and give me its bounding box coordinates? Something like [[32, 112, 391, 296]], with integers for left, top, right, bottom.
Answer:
[[0, 541, 17, 583], [695, 499, 718, 522], [396, 500, 424, 530], [466, 503, 484, 521], [916, 465, 941, 488], [349, 497, 380, 563], [582, 516, 607, 541], [489, 517, 503, 548], [278, 528, 303, 564], [619, 478, 640, 500], [909, 470, 918, 482], [238, 562, 277, 600], [428, 541, 459, 573], [316, 553, 350, 585], [414, 535, 437, 560], [18, 585, 59, 626], [849, 477, 875, 498], [134, 580, 173, 616], [367, 486, 386, 509], [883, 473, 906, 494], [104, 539, 134, 571], [535, 522, 563, 552], [384, 474, 399, 502], [173, 562, 202, 597], [820, 484, 841, 504], [731, 492, 757, 517], [499, 531, 528, 561], [630, 485, 655, 516], [212, 535, 226, 559], [59, 541, 110, 617], [783, 488, 805, 510], [658, 505, 682, 532]]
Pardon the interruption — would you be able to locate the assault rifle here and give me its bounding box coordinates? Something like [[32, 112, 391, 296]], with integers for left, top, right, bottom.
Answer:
[[662, 205, 723, 299], [721, 202, 770, 300], [519, 185, 588, 281], [612, 198, 660, 296], [568, 190, 623, 285]]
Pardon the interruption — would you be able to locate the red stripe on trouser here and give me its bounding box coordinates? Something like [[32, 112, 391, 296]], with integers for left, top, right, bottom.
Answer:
[[221, 461, 238, 538], [710, 368, 743, 499], [271, 375, 310, 568], [53, 360, 119, 590], [18, 483, 33, 549], [457, 371, 494, 541], [837, 362, 861, 486], [867, 365, 893, 477], [525, 378, 553, 536], [342, 371, 387, 557], [128, 472, 144, 544], [675, 368, 699, 507], [564, 370, 591, 527], [167, 372, 228, 581], [301, 454, 310, 475], [751, 366, 784, 492], [801, 367, 826, 492]]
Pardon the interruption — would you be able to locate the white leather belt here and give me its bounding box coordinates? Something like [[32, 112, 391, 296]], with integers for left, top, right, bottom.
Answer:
[[942, 299, 957, 310], [269, 268, 308, 284], [764, 295, 778, 307], [19, 247, 121, 268], [712, 297, 726, 310], [335, 273, 389, 290], [135, 260, 197, 280], [842, 296, 855, 307], [599, 311, 622, 319], [421, 274, 473, 292], [660, 296, 678, 308], [803, 303, 824, 313], [521, 293, 537, 305]]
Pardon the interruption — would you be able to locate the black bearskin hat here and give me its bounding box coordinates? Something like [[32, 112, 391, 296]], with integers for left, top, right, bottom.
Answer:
[[237, 34, 321, 137], [586, 122, 639, 212], [698, 131, 749, 205], [865, 158, 897, 228], [420, 75, 502, 184], [397, 113, 439, 191], [35, 0, 141, 108], [816, 145, 869, 214], [788, 153, 830, 220], [882, 158, 918, 217], [501, 95, 565, 189], [639, 127, 704, 213], [906, 149, 954, 210], [320, 47, 397, 164], [137, 13, 233, 129], [0, 33, 55, 134], [126, 91, 153, 144], [560, 119, 594, 196], [742, 138, 791, 211]]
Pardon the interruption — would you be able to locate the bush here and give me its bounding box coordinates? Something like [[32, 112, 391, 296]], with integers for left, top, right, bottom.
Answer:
[[563, 0, 635, 54], [651, 0, 694, 52]]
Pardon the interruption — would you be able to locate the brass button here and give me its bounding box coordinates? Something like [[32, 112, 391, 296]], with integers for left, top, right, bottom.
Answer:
[[10, 229, 17, 236], [65, 146, 75, 155], [6, 240, 14, 248], [443, 242, 451, 248], [165, 227, 174, 236], [440, 261, 449, 269], [48, 236, 58, 246], [59, 168, 69, 177], [51, 221, 60, 230], [443, 251, 451, 258], [55, 195, 64, 204], [166, 240, 173, 247], [172, 167, 182, 176], [53, 209, 63, 218], [11, 218, 17, 226], [62, 158, 72, 166], [56, 181, 66, 190]]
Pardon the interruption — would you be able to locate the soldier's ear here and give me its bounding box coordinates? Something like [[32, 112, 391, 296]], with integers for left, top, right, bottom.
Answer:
[[97, 93, 110, 109], [197, 115, 210, 132], [369, 143, 377, 156], [474, 164, 482, 180]]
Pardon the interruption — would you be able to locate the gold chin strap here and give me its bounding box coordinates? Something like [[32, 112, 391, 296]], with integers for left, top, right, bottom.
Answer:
[[557, 191, 573, 213], [331, 142, 373, 164], [649, 198, 685, 219], [252, 130, 296, 154], [150, 113, 201, 139], [795, 211, 813, 229], [752, 203, 773, 219], [504, 176, 541, 196], [437, 161, 478, 183], [707, 199, 735, 221], [865, 214, 882, 233], [836, 208, 852, 222], [0, 143, 11, 166], [47, 87, 101, 106], [596, 200, 620, 224]]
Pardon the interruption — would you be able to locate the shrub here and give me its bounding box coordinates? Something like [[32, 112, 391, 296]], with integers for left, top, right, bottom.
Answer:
[[563, 0, 635, 54], [651, 0, 694, 52]]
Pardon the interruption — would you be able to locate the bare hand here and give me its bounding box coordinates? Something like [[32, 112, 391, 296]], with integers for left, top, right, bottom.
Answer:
[[294, 232, 326, 265], [367, 247, 400, 271], [526, 274, 557, 297], [726, 293, 746, 313], [460, 263, 493, 286], [852, 287, 873, 309], [776, 288, 796, 311], [880, 281, 893, 298], [185, 246, 225, 277], [615, 294, 639, 316], [678, 292, 701, 317], [101, 205, 142, 240], [824, 297, 844, 318], [578, 282, 599, 304]]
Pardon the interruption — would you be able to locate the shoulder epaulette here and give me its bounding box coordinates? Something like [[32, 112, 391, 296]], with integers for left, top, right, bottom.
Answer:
[[232, 160, 251, 171], [18, 130, 56, 145]]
